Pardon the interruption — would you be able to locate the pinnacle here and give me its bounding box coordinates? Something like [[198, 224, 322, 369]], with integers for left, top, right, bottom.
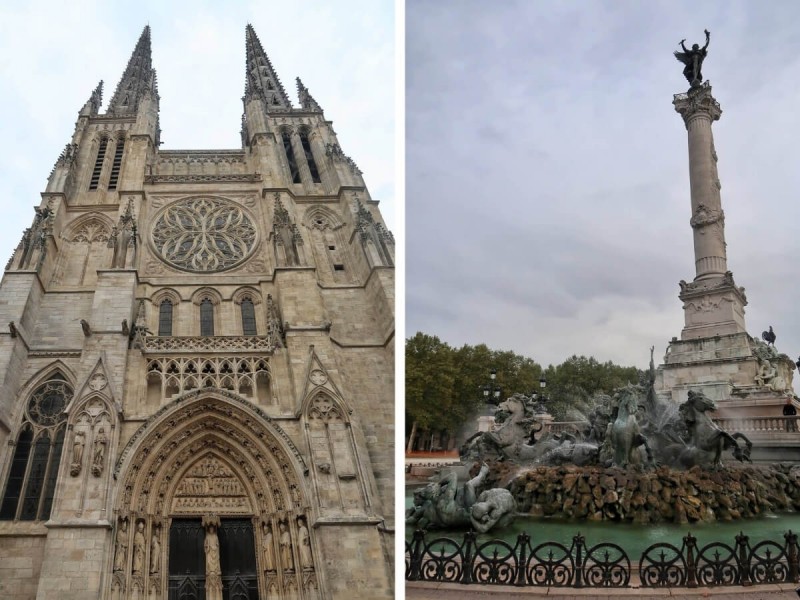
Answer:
[[296, 77, 322, 112]]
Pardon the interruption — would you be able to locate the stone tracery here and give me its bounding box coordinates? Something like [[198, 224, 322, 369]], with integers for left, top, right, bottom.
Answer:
[[151, 196, 257, 272]]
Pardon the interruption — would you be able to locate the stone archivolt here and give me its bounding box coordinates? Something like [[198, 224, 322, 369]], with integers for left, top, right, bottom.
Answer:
[[112, 393, 318, 599]]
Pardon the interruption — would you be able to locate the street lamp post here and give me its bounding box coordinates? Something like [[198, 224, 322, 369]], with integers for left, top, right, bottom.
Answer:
[[531, 375, 548, 414], [483, 368, 502, 405]]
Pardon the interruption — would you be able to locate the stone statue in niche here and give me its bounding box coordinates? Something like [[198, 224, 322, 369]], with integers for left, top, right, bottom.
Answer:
[[113, 519, 128, 572], [297, 517, 313, 570], [271, 194, 303, 267], [92, 427, 108, 476], [149, 526, 161, 575], [279, 520, 294, 571], [262, 522, 276, 571], [109, 199, 137, 269], [70, 430, 86, 476], [132, 520, 146, 574]]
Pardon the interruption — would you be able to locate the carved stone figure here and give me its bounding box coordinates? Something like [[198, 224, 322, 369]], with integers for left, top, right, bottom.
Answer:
[[297, 517, 313, 569], [405, 465, 517, 532], [111, 200, 137, 269], [262, 522, 276, 571], [149, 526, 161, 575], [70, 430, 86, 476], [92, 427, 108, 476], [132, 520, 146, 574], [113, 519, 128, 572], [674, 29, 710, 86], [279, 520, 294, 571]]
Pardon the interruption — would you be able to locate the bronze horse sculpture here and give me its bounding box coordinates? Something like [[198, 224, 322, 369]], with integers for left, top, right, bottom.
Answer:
[[607, 385, 653, 468], [677, 390, 752, 468]]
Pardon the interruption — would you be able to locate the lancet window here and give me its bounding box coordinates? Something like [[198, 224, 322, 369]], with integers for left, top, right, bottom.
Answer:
[[89, 137, 108, 190], [240, 297, 257, 336], [281, 131, 301, 184], [158, 299, 173, 336], [107, 137, 125, 190], [299, 130, 321, 183], [200, 298, 215, 336], [0, 374, 72, 520]]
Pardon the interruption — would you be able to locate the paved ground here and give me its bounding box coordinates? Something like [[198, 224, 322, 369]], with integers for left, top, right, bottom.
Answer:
[[406, 581, 800, 599]]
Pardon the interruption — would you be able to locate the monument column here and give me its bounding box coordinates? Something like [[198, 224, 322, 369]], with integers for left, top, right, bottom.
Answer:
[[672, 83, 747, 340], [674, 84, 726, 279]]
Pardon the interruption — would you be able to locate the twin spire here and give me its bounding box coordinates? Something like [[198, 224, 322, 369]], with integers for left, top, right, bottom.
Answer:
[[88, 24, 322, 117], [107, 25, 157, 115]]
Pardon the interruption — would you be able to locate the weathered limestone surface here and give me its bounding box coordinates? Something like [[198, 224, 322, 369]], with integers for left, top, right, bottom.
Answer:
[[0, 25, 393, 600]]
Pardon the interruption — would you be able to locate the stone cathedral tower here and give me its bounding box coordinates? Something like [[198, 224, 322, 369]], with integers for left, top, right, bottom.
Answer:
[[0, 25, 394, 600]]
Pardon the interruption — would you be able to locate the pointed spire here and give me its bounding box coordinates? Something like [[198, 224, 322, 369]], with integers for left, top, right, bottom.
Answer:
[[244, 24, 292, 110], [80, 81, 103, 117], [296, 78, 322, 112], [108, 26, 157, 114]]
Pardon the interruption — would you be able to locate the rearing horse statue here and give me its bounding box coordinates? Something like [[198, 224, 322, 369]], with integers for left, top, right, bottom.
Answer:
[[608, 385, 653, 468], [678, 390, 752, 468]]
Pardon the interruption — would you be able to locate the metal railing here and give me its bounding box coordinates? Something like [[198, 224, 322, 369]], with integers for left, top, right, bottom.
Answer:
[[406, 529, 799, 588]]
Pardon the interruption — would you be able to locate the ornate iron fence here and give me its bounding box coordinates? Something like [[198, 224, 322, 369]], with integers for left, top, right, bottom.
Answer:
[[406, 529, 800, 588]]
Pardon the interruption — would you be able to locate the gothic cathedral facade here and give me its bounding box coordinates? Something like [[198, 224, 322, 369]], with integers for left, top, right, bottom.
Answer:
[[0, 26, 394, 600]]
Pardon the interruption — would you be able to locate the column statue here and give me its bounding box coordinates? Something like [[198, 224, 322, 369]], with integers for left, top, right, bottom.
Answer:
[[204, 519, 223, 600], [132, 521, 146, 574], [149, 526, 161, 575], [113, 519, 129, 572], [262, 521, 276, 571], [279, 520, 294, 571], [297, 517, 313, 569]]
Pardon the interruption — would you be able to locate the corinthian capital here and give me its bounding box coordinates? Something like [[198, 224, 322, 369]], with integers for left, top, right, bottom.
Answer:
[[673, 82, 722, 125]]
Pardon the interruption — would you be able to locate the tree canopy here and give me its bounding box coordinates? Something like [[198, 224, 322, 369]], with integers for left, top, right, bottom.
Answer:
[[405, 332, 643, 441]]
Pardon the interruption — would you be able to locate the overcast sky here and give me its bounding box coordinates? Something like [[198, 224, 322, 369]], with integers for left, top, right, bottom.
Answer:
[[0, 0, 394, 267], [407, 0, 800, 375]]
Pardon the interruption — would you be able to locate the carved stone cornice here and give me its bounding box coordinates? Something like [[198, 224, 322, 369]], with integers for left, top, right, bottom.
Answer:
[[673, 82, 722, 125], [678, 271, 747, 305]]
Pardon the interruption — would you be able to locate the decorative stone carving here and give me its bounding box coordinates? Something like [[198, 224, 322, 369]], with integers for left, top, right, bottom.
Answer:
[[89, 372, 108, 391], [151, 197, 257, 272], [265, 295, 285, 349], [309, 369, 327, 386], [689, 204, 724, 229], [171, 455, 251, 514], [142, 335, 276, 354]]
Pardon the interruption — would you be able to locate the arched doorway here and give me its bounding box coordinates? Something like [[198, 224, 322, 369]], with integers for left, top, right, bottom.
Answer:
[[110, 391, 320, 599]]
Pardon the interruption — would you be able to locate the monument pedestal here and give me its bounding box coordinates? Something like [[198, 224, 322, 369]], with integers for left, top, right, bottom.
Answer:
[[656, 331, 796, 417]]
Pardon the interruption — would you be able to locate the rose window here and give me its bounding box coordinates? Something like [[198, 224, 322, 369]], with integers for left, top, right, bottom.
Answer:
[[152, 197, 257, 272], [27, 380, 72, 427]]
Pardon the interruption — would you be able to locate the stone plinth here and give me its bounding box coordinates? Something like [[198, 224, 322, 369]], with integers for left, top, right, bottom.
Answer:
[[657, 332, 796, 417]]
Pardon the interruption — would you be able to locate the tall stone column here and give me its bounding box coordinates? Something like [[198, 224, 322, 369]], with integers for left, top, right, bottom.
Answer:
[[673, 83, 747, 340]]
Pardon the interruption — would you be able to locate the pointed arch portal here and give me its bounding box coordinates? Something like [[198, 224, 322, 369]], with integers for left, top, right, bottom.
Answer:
[[111, 390, 320, 600]]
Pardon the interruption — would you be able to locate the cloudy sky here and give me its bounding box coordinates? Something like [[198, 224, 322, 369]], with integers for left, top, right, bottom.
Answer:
[[0, 0, 395, 266], [406, 0, 800, 376]]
